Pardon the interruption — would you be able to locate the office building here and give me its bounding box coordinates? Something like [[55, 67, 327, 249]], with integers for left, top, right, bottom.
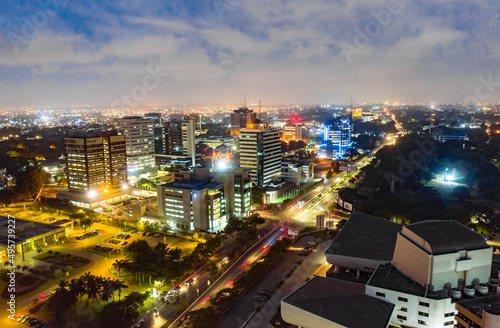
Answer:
[[281, 158, 314, 185], [188, 114, 202, 133], [115, 116, 156, 183], [56, 130, 130, 209], [181, 119, 196, 166], [230, 107, 256, 135], [282, 212, 497, 328], [319, 116, 352, 159], [157, 167, 251, 231], [0, 168, 7, 190], [455, 296, 500, 328], [144, 112, 166, 154], [240, 120, 281, 186], [282, 121, 308, 142]]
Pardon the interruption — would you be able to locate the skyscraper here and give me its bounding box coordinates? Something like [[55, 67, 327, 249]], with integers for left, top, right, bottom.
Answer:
[[240, 119, 281, 186], [181, 119, 196, 166], [114, 116, 156, 183], [230, 107, 257, 135], [57, 130, 130, 208], [320, 116, 352, 158], [188, 114, 202, 133], [144, 112, 165, 154]]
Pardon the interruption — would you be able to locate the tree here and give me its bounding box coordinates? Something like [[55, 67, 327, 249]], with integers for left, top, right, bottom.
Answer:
[[183, 307, 218, 328], [206, 263, 219, 279], [251, 186, 264, 205], [15, 166, 51, 199], [326, 170, 333, 179]]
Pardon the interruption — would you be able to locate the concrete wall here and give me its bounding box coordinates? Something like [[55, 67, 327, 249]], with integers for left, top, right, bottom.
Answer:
[[325, 253, 387, 273], [281, 301, 347, 328], [365, 285, 456, 328]]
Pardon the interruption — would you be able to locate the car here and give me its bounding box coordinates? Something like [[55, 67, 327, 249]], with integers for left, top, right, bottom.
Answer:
[[173, 285, 181, 293], [146, 232, 152, 236], [153, 307, 159, 317], [122, 241, 128, 246], [304, 246, 313, 251], [253, 295, 266, 302], [142, 232, 148, 236], [21, 315, 31, 323], [76, 236, 82, 240], [258, 288, 272, 296], [298, 250, 308, 256], [17, 314, 29, 322], [155, 233, 161, 237], [192, 275, 199, 281], [29, 319, 40, 326], [307, 241, 316, 246], [132, 229, 138, 234]]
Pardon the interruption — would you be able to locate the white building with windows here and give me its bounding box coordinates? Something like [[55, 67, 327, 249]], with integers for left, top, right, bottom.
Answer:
[[240, 119, 281, 186], [282, 213, 495, 328], [115, 116, 157, 183]]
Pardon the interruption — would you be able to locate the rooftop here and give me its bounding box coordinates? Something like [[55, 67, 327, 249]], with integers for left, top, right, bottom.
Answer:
[[325, 211, 402, 262], [160, 180, 222, 191], [458, 295, 500, 317], [0, 216, 65, 246], [404, 220, 489, 255], [283, 276, 394, 328]]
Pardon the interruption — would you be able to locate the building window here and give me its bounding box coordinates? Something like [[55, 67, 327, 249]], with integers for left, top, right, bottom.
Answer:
[[397, 307, 407, 312], [444, 321, 453, 326], [396, 315, 407, 321], [419, 301, 430, 307], [418, 320, 428, 326], [444, 312, 454, 317], [418, 311, 429, 317], [376, 292, 385, 297], [398, 297, 408, 302]]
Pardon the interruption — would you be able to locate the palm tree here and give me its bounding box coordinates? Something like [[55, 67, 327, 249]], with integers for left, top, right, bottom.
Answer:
[[22, 265, 29, 273], [36, 248, 43, 254], [113, 279, 128, 300]]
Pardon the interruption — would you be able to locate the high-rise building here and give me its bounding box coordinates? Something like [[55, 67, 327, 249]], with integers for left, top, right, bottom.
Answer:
[[240, 119, 281, 186], [144, 113, 165, 154], [157, 167, 251, 231], [115, 116, 156, 183], [56, 130, 130, 208], [319, 116, 352, 158], [181, 120, 196, 166], [188, 114, 202, 133], [230, 107, 256, 135]]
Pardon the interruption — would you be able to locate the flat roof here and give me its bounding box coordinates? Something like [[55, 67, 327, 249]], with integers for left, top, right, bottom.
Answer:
[[283, 276, 394, 328], [0, 216, 65, 246], [160, 180, 221, 191], [458, 295, 500, 317], [325, 212, 402, 262], [405, 220, 489, 255]]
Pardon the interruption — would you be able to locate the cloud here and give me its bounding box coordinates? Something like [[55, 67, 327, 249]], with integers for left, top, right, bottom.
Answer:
[[0, 0, 498, 106]]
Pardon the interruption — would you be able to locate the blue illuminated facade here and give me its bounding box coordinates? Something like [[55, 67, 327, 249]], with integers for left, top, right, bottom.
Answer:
[[319, 116, 352, 159]]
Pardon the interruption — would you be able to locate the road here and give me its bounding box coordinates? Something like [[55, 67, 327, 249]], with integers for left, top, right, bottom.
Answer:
[[143, 224, 287, 328]]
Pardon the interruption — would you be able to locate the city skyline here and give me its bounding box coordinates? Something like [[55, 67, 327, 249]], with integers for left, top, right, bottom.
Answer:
[[0, 0, 499, 107]]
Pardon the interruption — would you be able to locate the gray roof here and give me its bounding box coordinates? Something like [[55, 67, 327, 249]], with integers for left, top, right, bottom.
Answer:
[[405, 220, 489, 255], [283, 276, 394, 328], [325, 212, 402, 262]]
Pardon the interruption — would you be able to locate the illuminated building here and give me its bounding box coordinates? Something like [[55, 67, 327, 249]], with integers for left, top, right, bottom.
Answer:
[[163, 118, 196, 166], [144, 113, 166, 154], [240, 120, 281, 186], [319, 116, 352, 159], [230, 107, 256, 135], [115, 116, 157, 183], [282, 212, 497, 328], [57, 130, 130, 209], [157, 167, 251, 231], [282, 118, 308, 142], [188, 114, 202, 133]]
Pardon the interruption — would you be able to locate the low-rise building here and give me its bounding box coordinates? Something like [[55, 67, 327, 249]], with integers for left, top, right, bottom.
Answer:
[[157, 167, 251, 231], [0, 216, 68, 261], [281, 158, 314, 185], [282, 212, 497, 328]]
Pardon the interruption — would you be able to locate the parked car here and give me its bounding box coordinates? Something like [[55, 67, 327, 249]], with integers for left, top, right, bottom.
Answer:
[[121, 241, 128, 246], [258, 289, 272, 296], [253, 295, 266, 302], [307, 241, 316, 246]]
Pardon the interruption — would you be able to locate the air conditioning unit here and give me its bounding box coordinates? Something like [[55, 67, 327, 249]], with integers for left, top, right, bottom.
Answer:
[[451, 288, 461, 300]]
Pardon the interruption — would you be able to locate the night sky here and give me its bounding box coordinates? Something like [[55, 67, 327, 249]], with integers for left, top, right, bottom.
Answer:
[[0, 0, 499, 106]]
